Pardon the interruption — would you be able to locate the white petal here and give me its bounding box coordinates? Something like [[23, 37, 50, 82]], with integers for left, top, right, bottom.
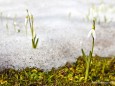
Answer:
[[92, 29, 96, 39], [87, 30, 92, 38]]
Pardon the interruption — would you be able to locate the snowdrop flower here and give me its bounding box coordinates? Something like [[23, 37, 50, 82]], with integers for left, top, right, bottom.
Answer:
[[25, 9, 31, 26], [87, 19, 96, 39], [87, 29, 96, 39]]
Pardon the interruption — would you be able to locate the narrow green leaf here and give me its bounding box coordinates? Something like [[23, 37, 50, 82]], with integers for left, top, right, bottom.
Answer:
[[81, 49, 87, 62], [89, 51, 92, 59], [32, 39, 35, 48], [34, 35, 36, 42], [88, 51, 92, 63], [35, 38, 39, 48], [81, 49, 86, 57]]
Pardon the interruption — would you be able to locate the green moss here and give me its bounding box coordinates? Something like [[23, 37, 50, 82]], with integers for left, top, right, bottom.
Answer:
[[0, 56, 115, 86]]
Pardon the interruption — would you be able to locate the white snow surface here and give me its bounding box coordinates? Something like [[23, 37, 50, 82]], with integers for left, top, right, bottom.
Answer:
[[0, 0, 115, 71]]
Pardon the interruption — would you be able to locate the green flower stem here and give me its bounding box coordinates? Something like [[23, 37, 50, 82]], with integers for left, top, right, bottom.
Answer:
[[92, 19, 95, 54], [82, 19, 95, 82], [91, 36, 94, 54], [85, 29, 95, 82]]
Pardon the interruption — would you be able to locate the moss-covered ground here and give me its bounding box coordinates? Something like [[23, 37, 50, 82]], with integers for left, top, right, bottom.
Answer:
[[0, 56, 115, 86]]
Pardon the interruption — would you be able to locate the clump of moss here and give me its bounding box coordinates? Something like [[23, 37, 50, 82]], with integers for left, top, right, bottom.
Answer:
[[0, 56, 115, 86]]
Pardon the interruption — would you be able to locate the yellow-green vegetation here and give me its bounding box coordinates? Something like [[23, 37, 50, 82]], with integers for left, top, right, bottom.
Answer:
[[0, 56, 115, 86], [26, 10, 39, 49]]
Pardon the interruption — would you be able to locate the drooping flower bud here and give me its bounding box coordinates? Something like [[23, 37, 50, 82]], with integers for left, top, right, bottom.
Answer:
[[92, 18, 96, 30]]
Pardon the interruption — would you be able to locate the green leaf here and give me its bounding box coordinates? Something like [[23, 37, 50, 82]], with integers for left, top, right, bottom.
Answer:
[[81, 49, 86, 57], [15, 74, 19, 79], [35, 38, 39, 48], [89, 51, 92, 60], [81, 49, 86, 62], [79, 77, 84, 82], [32, 39, 35, 48], [34, 35, 36, 42]]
